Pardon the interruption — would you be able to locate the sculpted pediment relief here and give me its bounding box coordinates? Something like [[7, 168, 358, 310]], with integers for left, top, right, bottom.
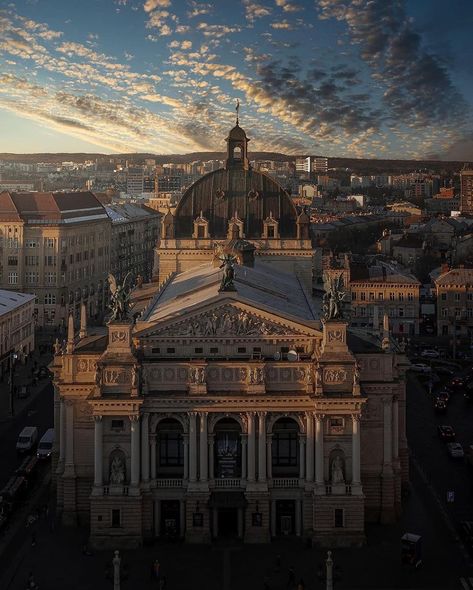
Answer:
[[146, 304, 310, 337]]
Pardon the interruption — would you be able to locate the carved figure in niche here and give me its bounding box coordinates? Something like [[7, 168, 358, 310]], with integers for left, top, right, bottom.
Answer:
[[198, 367, 206, 384], [315, 364, 323, 388], [95, 365, 103, 387], [131, 364, 140, 389], [109, 453, 126, 485], [331, 455, 345, 484], [53, 338, 61, 355], [353, 361, 361, 387]]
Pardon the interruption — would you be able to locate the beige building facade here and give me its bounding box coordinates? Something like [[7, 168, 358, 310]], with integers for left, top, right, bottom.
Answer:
[[52, 257, 408, 549], [0, 289, 35, 377], [435, 267, 473, 339], [0, 191, 111, 327]]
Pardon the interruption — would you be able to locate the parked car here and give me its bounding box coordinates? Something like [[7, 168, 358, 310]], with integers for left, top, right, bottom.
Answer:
[[421, 349, 440, 359], [438, 425, 456, 441], [437, 389, 451, 403], [447, 442, 464, 458], [434, 366, 455, 378], [449, 376, 466, 389], [16, 426, 38, 453], [37, 428, 54, 460], [409, 363, 431, 374], [433, 398, 447, 413]]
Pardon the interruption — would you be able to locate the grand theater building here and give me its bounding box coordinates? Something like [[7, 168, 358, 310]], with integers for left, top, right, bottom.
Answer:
[[52, 122, 408, 548]]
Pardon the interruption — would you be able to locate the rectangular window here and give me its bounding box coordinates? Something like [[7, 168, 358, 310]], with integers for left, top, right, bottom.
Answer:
[[334, 508, 344, 528], [44, 255, 56, 266], [8, 272, 18, 285], [7, 256, 18, 266], [111, 509, 121, 528], [351, 292, 356, 301], [253, 347, 261, 353], [166, 347, 175, 354], [111, 419, 124, 430], [194, 347, 203, 354], [25, 239, 38, 248], [237, 347, 246, 353], [369, 292, 375, 301], [441, 293, 447, 301], [442, 309, 448, 318], [378, 293, 383, 301], [151, 347, 160, 354], [45, 238, 55, 248], [399, 293, 404, 301], [272, 432, 298, 466], [389, 292, 395, 301], [267, 225, 275, 238], [468, 293, 473, 301], [455, 293, 461, 301], [399, 307, 404, 317], [45, 272, 57, 285], [360, 292, 366, 301], [408, 293, 414, 301]]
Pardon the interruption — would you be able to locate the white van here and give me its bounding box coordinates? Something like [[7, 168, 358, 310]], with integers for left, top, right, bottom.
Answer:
[[37, 428, 54, 459], [16, 426, 38, 453]]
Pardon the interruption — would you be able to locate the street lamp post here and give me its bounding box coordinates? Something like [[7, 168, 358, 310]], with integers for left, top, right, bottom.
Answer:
[[9, 350, 18, 417]]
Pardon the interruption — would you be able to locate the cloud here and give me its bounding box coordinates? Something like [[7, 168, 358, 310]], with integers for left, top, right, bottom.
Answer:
[[143, 0, 171, 12], [270, 19, 293, 30], [196, 22, 242, 38], [275, 0, 302, 13], [317, 0, 468, 129], [187, 1, 212, 18], [243, 1, 272, 23]]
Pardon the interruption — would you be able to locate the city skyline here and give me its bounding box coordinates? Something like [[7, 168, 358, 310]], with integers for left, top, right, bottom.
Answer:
[[0, 0, 472, 159]]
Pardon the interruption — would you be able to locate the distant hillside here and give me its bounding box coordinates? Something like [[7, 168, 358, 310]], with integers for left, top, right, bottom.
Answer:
[[0, 152, 464, 174]]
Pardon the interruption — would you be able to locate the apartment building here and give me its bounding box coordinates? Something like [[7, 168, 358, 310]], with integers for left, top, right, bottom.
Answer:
[[0, 191, 111, 327], [106, 203, 160, 284], [435, 267, 473, 339], [0, 289, 35, 377]]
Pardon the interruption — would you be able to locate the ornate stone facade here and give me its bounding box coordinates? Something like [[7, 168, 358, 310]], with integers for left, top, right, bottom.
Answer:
[[52, 258, 408, 549]]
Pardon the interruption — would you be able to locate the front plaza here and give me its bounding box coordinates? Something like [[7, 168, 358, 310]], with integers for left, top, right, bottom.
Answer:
[[51, 254, 408, 550]]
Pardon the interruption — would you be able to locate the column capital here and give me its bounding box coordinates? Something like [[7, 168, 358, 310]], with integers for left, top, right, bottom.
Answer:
[[141, 411, 150, 419], [351, 413, 361, 423], [198, 410, 208, 417], [129, 414, 140, 423], [381, 395, 393, 405], [298, 434, 306, 443], [305, 410, 315, 420], [257, 410, 267, 418], [314, 412, 325, 422], [93, 414, 103, 422]]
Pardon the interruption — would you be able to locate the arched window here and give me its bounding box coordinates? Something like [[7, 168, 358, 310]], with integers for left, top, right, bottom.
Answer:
[[233, 146, 242, 160]]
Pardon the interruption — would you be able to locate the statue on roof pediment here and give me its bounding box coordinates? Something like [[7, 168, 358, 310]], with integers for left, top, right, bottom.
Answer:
[[151, 304, 290, 337]]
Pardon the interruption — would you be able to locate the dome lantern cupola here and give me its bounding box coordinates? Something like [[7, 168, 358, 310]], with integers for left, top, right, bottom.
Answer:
[[225, 100, 250, 171]]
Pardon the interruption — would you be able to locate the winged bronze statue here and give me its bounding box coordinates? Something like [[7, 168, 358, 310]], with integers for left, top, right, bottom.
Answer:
[[322, 274, 346, 320], [108, 272, 132, 321]]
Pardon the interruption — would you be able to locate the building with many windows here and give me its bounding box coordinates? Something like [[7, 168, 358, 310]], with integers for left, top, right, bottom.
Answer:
[[0, 289, 35, 378], [460, 165, 473, 215], [0, 191, 111, 327], [435, 267, 473, 339], [52, 218, 408, 549], [106, 203, 160, 285]]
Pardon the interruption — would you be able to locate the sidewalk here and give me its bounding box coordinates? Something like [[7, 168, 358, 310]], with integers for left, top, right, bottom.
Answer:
[[0, 347, 53, 424]]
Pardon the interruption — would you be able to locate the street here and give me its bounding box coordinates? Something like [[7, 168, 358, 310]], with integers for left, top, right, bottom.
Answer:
[[0, 381, 54, 491]]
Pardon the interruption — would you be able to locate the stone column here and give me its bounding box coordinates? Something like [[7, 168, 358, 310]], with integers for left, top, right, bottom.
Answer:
[[65, 400, 74, 470], [180, 500, 186, 536], [189, 412, 197, 482], [393, 396, 399, 461], [141, 412, 150, 483], [237, 508, 244, 538], [208, 434, 215, 480], [257, 411, 267, 482], [240, 435, 247, 480], [299, 436, 305, 480], [58, 397, 66, 464], [381, 396, 395, 523], [266, 434, 273, 480], [183, 434, 189, 480], [199, 412, 208, 482], [247, 412, 256, 482], [305, 412, 314, 483], [150, 435, 157, 480], [351, 414, 361, 485], [130, 415, 140, 486], [315, 414, 324, 487], [93, 415, 103, 487]]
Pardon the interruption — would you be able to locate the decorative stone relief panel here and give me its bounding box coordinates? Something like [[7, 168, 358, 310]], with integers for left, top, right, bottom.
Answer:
[[323, 367, 348, 385], [76, 358, 97, 373], [103, 368, 130, 385], [151, 305, 292, 337]]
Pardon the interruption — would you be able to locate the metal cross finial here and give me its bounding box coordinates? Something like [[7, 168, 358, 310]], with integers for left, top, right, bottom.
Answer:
[[236, 99, 240, 124]]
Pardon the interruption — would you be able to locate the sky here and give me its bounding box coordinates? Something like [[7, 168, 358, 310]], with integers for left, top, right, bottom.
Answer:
[[0, 0, 473, 159]]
